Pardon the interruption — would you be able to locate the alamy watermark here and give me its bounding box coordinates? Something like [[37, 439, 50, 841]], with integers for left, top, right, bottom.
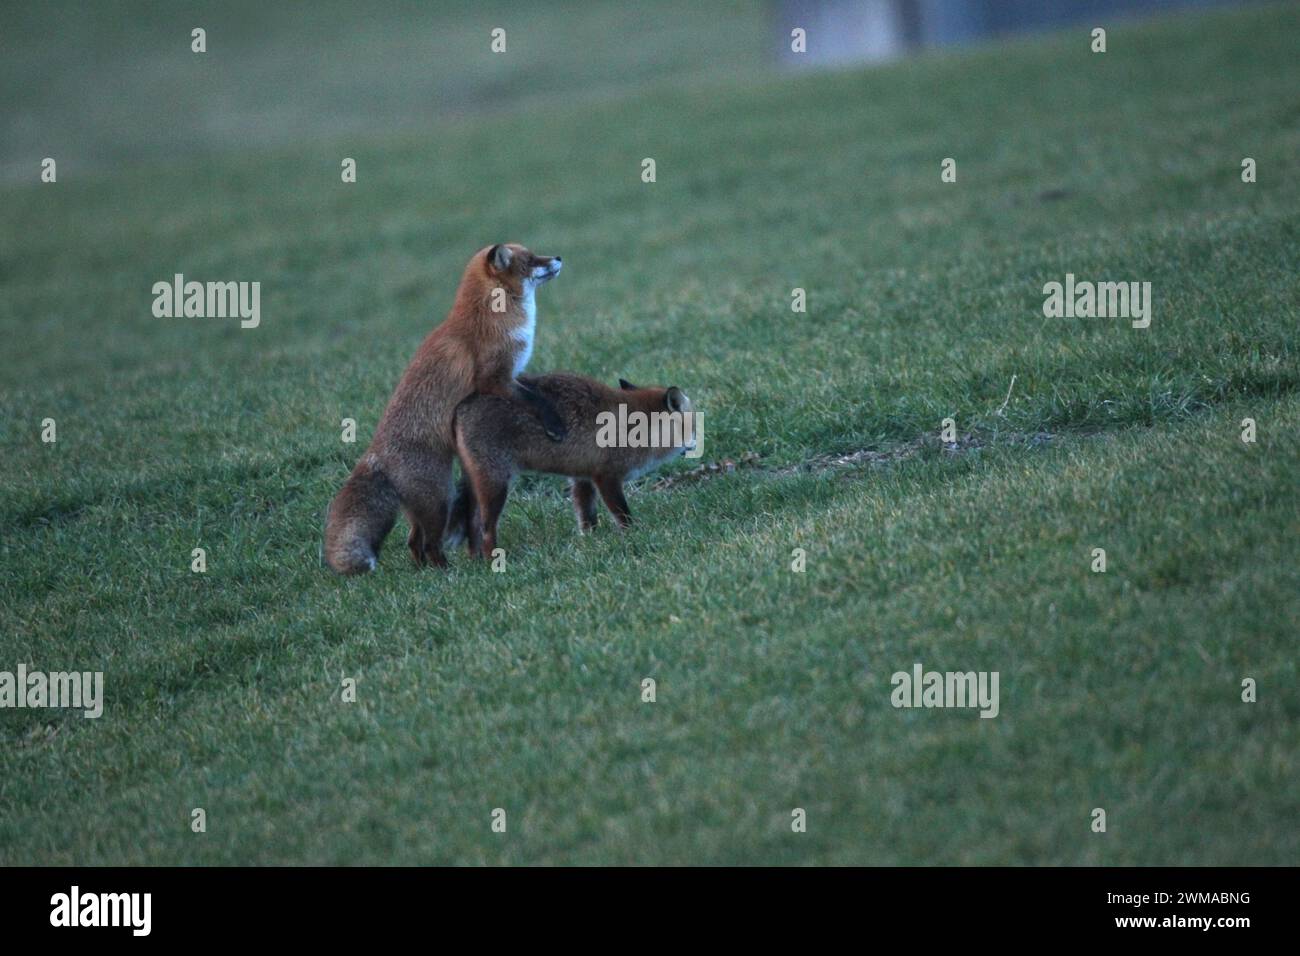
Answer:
[[1042, 273, 1151, 329], [890, 662, 999, 718], [50, 886, 150, 936], [595, 405, 703, 458], [152, 274, 260, 328], [1, 664, 103, 718]]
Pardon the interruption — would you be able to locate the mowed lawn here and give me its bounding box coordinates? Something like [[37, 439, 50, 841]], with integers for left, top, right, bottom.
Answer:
[[1, 5, 1297, 865]]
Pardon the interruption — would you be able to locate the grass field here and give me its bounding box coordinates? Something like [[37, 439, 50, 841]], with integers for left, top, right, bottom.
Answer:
[[1, 3, 1297, 865]]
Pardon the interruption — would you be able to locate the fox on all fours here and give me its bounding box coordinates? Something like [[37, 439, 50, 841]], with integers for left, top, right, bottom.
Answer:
[[450, 372, 696, 558], [323, 243, 564, 574]]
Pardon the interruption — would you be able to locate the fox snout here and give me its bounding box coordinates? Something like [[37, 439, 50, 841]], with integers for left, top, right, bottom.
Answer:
[[668, 387, 696, 455], [531, 256, 562, 282]]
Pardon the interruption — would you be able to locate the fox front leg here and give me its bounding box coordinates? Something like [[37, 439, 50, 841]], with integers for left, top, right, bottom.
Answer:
[[510, 380, 568, 442], [593, 474, 632, 529], [571, 478, 599, 532]]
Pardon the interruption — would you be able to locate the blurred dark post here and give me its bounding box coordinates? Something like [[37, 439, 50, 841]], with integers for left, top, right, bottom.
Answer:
[[774, 0, 1244, 66], [774, 0, 922, 66]]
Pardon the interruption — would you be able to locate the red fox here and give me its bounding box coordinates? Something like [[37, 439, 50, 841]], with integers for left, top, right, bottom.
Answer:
[[450, 372, 695, 557], [324, 244, 564, 574]]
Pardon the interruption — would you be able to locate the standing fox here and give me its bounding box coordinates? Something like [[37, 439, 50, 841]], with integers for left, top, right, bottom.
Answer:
[[450, 372, 695, 558], [324, 243, 564, 574]]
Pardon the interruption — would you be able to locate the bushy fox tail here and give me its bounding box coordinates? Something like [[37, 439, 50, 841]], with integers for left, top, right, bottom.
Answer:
[[324, 458, 400, 574]]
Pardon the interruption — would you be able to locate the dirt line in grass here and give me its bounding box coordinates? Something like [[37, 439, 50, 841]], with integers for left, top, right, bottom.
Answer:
[[650, 431, 1056, 490]]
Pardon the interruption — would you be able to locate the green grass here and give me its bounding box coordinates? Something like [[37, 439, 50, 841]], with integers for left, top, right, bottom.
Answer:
[[1, 3, 1297, 865]]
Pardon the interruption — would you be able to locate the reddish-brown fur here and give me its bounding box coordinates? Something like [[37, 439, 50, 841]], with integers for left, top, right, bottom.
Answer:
[[451, 373, 695, 558], [324, 243, 561, 573]]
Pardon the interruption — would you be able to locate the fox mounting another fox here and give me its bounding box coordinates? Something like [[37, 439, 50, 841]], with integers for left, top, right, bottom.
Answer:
[[450, 372, 695, 558], [324, 243, 563, 574]]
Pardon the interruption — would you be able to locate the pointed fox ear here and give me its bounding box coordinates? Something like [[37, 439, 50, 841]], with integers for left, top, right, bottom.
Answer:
[[664, 387, 688, 412], [487, 244, 513, 272], [618, 378, 636, 391]]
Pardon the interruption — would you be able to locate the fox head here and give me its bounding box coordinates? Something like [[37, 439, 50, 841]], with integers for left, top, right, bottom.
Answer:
[[482, 243, 562, 298], [619, 378, 697, 456]]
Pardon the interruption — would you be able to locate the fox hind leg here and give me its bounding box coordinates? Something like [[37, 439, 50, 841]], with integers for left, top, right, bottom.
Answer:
[[458, 456, 510, 559], [404, 509, 425, 566], [475, 479, 511, 559], [455, 434, 514, 559], [390, 445, 454, 569], [446, 474, 480, 556], [409, 500, 450, 567]]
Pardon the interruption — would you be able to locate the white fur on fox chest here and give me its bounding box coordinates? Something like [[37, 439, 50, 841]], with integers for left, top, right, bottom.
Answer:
[[511, 288, 537, 377]]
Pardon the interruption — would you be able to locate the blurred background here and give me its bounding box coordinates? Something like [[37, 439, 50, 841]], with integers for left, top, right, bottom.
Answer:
[[3, 0, 1296, 868], [0, 0, 1261, 180]]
